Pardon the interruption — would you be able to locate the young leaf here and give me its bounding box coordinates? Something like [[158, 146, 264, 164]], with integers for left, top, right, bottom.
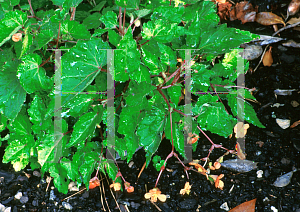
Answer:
[[0, 10, 27, 47], [66, 111, 103, 148], [137, 107, 166, 166], [61, 19, 91, 39], [18, 54, 53, 94]]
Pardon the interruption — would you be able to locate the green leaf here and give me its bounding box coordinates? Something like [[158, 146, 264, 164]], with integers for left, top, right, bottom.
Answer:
[[192, 94, 236, 138], [3, 134, 34, 171], [165, 113, 185, 159], [0, 114, 8, 132], [115, 28, 140, 81], [89, 1, 106, 12], [142, 19, 187, 43], [66, 111, 103, 148], [137, 107, 166, 166], [151, 6, 184, 23], [130, 64, 151, 83], [107, 29, 121, 46], [134, 9, 152, 18], [63, 95, 94, 117], [75, 142, 101, 189], [191, 64, 213, 92], [0, 10, 27, 47], [227, 95, 265, 128], [100, 11, 117, 29], [61, 38, 109, 92], [63, 0, 83, 8], [18, 54, 52, 94], [49, 164, 69, 194], [82, 13, 102, 30], [167, 84, 182, 105], [61, 19, 91, 39], [157, 42, 177, 66], [27, 95, 51, 134], [19, 27, 33, 58], [115, 0, 139, 8], [8, 107, 33, 136], [37, 119, 68, 172], [60, 38, 110, 109], [33, 29, 55, 50], [0, 61, 26, 121], [198, 24, 259, 55]]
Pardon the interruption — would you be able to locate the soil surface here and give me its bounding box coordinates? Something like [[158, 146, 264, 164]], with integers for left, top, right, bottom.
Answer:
[[1, 0, 300, 211]]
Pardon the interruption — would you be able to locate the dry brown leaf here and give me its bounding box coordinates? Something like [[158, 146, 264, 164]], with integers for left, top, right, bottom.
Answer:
[[287, 17, 300, 25], [288, 0, 300, 16], [290, 120, 300, 128], [218, 2, 233, 20], [234, 122, 250, 138], [256, 141, 264, 147], [263, 46, 273, 66], [256, 12, 286, 26], [229, 198, 257, 212], [236, 142, 246, 160], [230, 1, 257, 24]]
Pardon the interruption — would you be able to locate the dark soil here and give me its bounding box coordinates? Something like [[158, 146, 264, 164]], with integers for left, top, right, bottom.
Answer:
[[1, 0, 300, 211]]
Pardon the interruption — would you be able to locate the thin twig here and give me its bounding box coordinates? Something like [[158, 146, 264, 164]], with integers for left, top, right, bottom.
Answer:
[[28, 0, 35, 16], [123, 8, 126, 33], [253, 44, 270, 73], [104, 174, 121, 212], [102, 178, 111, 212], [119, 7, 123, 35], [61, 187, 87, 202], [272, 21, 300, 37], [70, 7, 76, 21], [99, 175, 106, 211]]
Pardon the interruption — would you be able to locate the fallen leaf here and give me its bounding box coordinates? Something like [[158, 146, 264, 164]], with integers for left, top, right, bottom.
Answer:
[[256, 12, 286, 26], [234, 122, 250, 138], [221, 159, 258, 173], [273, 170, 298, 187], [290, 120, 300, 128], [230, 1, 257, 24], [180, 182, 192, 195], [282, 40, 300, 48], [229, 198, 257, 212], [256, 141, 264, 147], [274, 89, 297, 95], [214, 162, 221, 169], [263, 46, 273, 66], [288, 0, 300, 16], [235, 142, 246, 160], [218, 2, 233, 20]]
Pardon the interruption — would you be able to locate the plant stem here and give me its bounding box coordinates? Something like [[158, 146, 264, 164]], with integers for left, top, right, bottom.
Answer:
[[28, 0, 35, 16]]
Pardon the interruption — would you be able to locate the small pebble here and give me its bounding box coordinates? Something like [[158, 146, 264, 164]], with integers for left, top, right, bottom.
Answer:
[[220, 202, 229, 211], [62, 202, 73, 210], [49, 190, 56, 201], [20, 196, 28, 204], [271, 206, 278, 212], [33, 171, 41, 177], [14, 192, 22, 200], [32, 200, 38, 207], [257, 170, 263, 178], [82, 191, 89, 199]]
